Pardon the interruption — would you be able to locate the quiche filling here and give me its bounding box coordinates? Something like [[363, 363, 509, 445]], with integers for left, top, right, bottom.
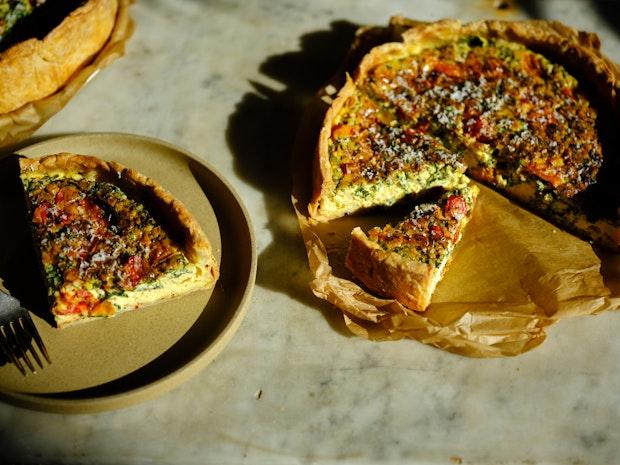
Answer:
[[368, 185, 477, 268], [326, 81, 466, 217], [22, 174, 196, 320], [364, 36, 602, 199], [318, 22, 616, 311], [321, 35, 604, 223]]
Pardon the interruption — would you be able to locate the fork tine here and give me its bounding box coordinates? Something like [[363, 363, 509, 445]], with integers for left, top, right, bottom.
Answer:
[[14, 316, 44, 370], [7, 320, 36, 374], [0, 325, 26, 375], [21, 310, 51, 364]]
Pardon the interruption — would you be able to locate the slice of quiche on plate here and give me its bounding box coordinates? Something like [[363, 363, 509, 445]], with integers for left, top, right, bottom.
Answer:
[[20, 153, 219, 328], [345, 184, 478, 311]]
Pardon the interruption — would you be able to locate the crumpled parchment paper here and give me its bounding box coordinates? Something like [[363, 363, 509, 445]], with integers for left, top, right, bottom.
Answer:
[[291, 20, 619, 357]]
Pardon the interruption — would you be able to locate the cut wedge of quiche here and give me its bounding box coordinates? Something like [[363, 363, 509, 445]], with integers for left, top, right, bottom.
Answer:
[[346, 185, 478, 311], [20, 153, 219, 328], [310, 19, 619, 250]]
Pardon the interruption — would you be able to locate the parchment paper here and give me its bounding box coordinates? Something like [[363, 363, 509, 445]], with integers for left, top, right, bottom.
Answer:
[[292, 23, 619, 357], [0, 0, 134, 148]]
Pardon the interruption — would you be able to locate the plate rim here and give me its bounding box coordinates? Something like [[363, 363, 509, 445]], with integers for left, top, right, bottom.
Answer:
[[0, 132, 257, 413]]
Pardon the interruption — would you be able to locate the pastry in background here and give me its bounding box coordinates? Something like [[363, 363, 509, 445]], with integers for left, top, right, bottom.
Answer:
[[0, 0, 119, 114]]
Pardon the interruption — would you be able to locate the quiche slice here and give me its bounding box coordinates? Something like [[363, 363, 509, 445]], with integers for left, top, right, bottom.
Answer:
[[346, 185, 478, 311], [311, 19, 619, 250], [20, 153, 219, 328]]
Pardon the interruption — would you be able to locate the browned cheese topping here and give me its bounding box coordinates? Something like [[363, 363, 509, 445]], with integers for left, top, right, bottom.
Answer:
[[330, 35, 603, 201], [363, 36, 602, 198], [369, 187, 476, 266], [329, 87, 465, 189], [24, 176, 189, 317]]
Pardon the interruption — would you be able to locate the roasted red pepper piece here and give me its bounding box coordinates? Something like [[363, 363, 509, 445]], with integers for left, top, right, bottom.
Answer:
[[444, 195, 468, 220]]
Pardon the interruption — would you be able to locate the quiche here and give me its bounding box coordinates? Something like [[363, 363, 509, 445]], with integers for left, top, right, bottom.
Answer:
[[0, 0, 118, 114], [310, 19, 619, 250], [20, 153, 219, 328], [346, 185, 478, 311]]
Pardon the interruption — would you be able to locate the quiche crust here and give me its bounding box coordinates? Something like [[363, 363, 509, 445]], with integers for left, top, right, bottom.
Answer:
[[346, 226, 439, 311], [20, 153, 219, 328], [0, 0, 118, 114], [345, 185, 478, 311]]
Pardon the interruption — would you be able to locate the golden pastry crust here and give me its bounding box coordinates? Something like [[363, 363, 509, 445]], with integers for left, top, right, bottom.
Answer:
[[346, 226, 440, 311], [19, 153, 219, 279], [308, 75, 357, 221], [0, 0, 119, 114]]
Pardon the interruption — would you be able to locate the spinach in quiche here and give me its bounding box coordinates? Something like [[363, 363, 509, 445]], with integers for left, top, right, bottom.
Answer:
[[0, 0, 45, 39]]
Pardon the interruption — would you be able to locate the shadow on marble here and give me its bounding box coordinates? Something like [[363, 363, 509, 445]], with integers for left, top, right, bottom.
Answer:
[[226, 21, 362, 336], [515, 0, 542, 19], [518, 0, 620, 41], [0, 154, 53, 331], [592, 1, 620, 38]]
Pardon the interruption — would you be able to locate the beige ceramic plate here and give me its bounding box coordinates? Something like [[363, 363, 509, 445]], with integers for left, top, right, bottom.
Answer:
[[0, 133, 256, 413]]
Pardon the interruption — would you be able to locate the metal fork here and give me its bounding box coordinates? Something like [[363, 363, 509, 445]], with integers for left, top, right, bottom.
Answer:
[[0, 291, 51, 375]]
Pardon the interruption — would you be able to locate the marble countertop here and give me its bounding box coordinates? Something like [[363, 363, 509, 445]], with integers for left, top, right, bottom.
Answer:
[[1, 1, 619, 464]]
